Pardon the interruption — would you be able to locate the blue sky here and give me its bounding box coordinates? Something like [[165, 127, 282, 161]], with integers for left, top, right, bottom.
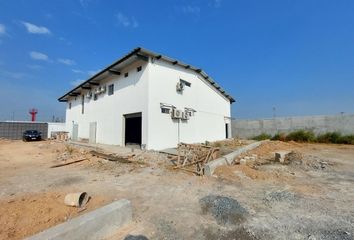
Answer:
[[0, 0, 353, 121]]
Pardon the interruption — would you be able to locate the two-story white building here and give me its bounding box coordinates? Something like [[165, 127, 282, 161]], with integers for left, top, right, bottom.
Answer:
[[59, 47, 235, 150]]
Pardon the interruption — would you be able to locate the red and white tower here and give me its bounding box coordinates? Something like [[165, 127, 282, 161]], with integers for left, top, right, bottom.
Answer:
[[29, 108, 38, 122]]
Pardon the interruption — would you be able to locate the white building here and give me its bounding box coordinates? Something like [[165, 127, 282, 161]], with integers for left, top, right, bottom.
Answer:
[[59, 48, 235, 150]]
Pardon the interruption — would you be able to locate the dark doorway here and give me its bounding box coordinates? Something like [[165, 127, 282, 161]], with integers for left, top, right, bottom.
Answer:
[[225, 123, 229, 139], [124, 112, 142, 146]]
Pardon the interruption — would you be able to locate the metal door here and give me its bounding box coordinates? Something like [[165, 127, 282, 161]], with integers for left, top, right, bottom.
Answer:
[[72, 124, 79, 141], [89, 122, 97, 143]]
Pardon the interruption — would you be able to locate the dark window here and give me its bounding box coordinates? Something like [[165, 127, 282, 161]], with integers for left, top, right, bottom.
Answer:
[[93, 94, 98, 101], [108, 84, 114, 95], [81, 95, 85, 114], [69, 102, 72, 109], [161, 108, 170, 114], [180, 79, 191, 87], [137, 66, 142, 72], [124, 72, 129, 77]]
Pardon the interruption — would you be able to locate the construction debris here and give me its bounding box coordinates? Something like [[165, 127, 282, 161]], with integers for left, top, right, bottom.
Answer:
[[173, 143, 220, 175], [240, 159, 247, 165], [90, 150, 133, 163], [51, 132, 69, 141], [275, 151, 291, 163], [64, 192, 89, 208]]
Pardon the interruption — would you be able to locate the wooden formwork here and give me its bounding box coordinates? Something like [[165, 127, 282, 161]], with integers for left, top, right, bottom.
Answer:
[[173, 143, 220, 175]]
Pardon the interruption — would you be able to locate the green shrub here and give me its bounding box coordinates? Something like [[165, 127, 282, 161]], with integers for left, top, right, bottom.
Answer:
[[285, 130, 315, 142], [271, 133, 287, 141], [252, 133, 272, 141], [337, 135, 354, 144], [266, 130, 354, 145], [317, 132, 342, 143]]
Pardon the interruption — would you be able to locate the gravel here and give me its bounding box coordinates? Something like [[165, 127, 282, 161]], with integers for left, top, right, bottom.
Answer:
[[288, 154, 334, 171], [263, 190, 297, 204], [199, 195, 248, 226]]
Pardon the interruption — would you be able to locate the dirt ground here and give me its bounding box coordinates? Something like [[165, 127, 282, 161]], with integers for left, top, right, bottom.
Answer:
[[0, 139, 353, 240]]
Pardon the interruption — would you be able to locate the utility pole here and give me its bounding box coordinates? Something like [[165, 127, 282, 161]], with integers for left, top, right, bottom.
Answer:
[[272, 107, 276, 119]]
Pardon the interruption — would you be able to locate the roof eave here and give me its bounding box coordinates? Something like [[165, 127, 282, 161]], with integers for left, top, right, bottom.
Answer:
[[58, 47, 236, 103]]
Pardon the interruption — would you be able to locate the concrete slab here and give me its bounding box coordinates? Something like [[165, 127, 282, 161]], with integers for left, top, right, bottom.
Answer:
[[69, 141, 141, 156], [204, 140, 268, 176], [160, 148, 178, 156], [204, 157, 228, 176], [26, 199, 132, 240]]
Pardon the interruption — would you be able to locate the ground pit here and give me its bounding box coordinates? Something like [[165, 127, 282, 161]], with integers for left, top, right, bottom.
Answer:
[[0, 139, 353, 239]]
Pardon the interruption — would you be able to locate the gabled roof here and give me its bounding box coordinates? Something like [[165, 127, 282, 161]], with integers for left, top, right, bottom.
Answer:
[[58, 47, 235, 103]]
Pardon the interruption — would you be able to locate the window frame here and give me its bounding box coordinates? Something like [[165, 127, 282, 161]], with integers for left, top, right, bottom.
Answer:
[[81, 95, 85, 114], [108, 84, 114, 96]]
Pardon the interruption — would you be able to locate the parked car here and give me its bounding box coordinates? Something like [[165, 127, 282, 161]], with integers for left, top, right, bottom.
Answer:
[[23, 130, 42, 141]]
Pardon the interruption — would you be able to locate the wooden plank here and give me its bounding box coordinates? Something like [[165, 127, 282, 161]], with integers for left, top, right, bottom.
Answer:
[[50, 158, 87, 168]]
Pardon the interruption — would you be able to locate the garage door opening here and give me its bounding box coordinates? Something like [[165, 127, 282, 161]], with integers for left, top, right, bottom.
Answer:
[[225, 123, 229, 139], [124, 112, 142, 147]]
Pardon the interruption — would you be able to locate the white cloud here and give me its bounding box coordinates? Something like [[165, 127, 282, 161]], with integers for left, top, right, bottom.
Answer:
[[88, 70, 100, 76], [79, 0, 92, 8], [181, 5, 201, 15], [29, 51, 49, 61], [0, 24, 6, 35], [211, 0, 222, 8], [27, 64, 43, 70], [72, 69, 100, 76], [0, 69, 27, 80], [70, 79, 84, 86], [72, 69, 84, 73], [59, 37, 72, 45], [44, 13, 53, 19], [58, 58, 76, 65], [116, 12, 138, 28], [22, 21, 51, 34]]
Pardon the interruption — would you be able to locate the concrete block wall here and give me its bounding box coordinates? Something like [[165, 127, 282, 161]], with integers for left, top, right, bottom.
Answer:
[[232, 114, 354, 139], [0, 122, 48, 140]]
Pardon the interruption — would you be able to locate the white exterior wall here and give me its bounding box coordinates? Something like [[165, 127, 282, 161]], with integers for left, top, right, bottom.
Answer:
[[65, 60, 149, 146], [64, 58, 232, 150], [146, 60, 231, 150]]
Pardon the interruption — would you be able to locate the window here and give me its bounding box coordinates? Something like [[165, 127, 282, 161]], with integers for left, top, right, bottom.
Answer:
[[93, 94, 98, 101], [161, 108, 170, 114], [81, 95, 85, 114], [180, 79, 191, 87], [137, 66, 142, 72], [68, 102, 71, 109], [124, 72, 129, 77], [108, 84, 114, 96]]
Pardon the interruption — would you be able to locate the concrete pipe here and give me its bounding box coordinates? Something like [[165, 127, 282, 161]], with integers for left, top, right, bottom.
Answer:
[[64, 192, 89, 207]]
